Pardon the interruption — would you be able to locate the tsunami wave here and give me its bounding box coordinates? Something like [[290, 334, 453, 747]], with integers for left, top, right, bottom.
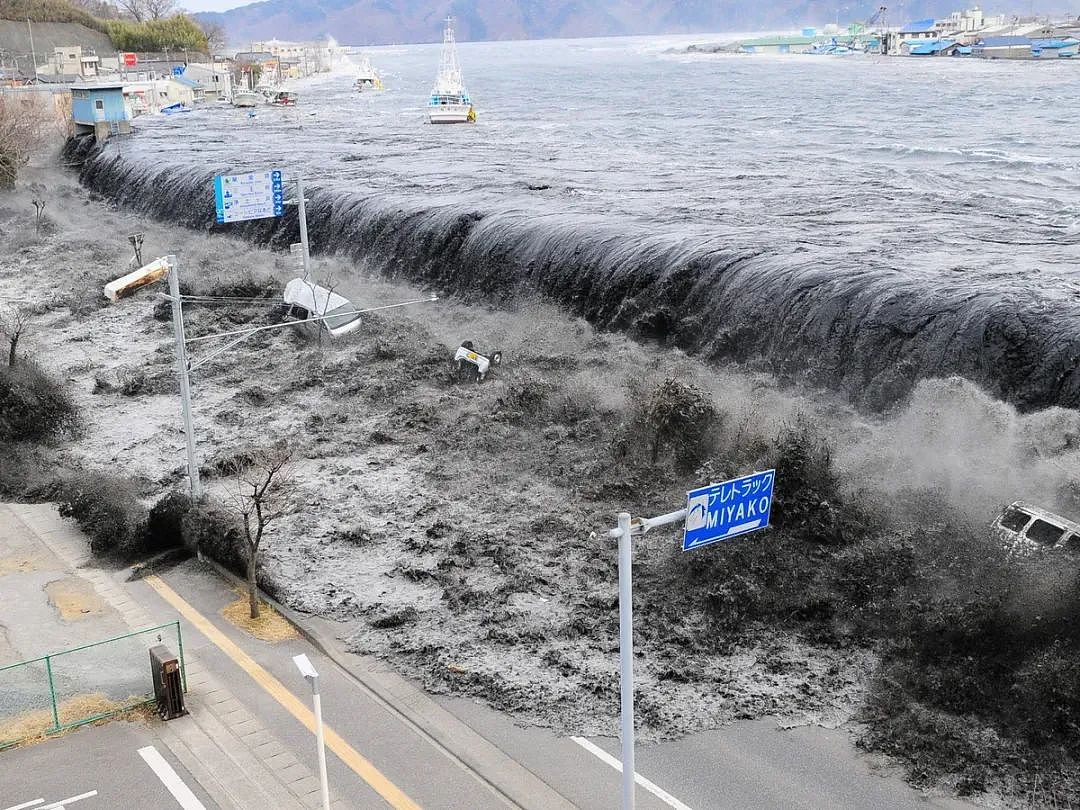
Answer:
[[64, 136, 1080, 414]]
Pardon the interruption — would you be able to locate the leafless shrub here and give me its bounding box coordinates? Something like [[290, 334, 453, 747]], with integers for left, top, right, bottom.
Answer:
[[223, 441, 296, 618], [0, 305, 28, 366], [0, 96, 56, 190]]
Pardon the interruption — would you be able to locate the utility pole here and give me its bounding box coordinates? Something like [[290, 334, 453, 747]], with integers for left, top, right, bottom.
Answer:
[[166, 256, 202, 501], [296, 174, 311, 281], [26, 18, 37, 79]]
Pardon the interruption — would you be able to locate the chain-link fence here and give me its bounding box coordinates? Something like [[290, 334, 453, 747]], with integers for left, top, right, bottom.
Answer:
[[0, 621, 185, 749]]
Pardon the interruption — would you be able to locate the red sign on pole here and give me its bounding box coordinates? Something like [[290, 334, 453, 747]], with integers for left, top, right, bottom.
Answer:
[[122, 52, 138, 67]]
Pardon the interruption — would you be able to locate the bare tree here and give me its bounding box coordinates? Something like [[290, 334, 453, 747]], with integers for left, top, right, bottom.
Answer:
[[0, 306, 28, 366], [198, 19, 228, 54], [69, 0, 122, 18], [29, 183, 46, 236], [224, 442, 295, 619], [114, 0, 146, 21], [143, 0, 176, 20], [0, 96, 54, 190]]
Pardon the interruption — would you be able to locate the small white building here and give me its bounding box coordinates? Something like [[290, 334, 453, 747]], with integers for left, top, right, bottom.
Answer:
[[46, 46, 99, 79], [180, 63, 233, 102], [157, 77, 196, 107]]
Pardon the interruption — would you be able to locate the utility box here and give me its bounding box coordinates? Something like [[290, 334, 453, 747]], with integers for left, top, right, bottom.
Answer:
[[149, 645, 187, 720]]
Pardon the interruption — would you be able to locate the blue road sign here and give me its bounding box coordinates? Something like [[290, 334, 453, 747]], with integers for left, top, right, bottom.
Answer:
[[683, 469, 775, 551], [214, 169, 285, 224]]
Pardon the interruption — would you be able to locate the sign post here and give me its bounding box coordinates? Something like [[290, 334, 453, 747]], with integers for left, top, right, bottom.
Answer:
[[683, 470, 775, 551], [213, 169, 285, 224], [213, 168, 309, 279], [605, 469, 776, 810]]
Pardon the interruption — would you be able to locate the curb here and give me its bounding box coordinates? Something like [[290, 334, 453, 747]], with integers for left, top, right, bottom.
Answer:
[[194, 556, 577, 810]]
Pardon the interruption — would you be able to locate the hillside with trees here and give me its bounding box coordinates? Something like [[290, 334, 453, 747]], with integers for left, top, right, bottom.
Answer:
[[0, 0, 209, 54]]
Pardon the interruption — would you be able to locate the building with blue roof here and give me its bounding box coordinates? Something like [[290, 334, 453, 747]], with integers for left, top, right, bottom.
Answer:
[[1030, 38, 1079, 58], [70, 84, 131, 141], [900, 19, 938, 39], [909, 40, 960, 56], [972, 36, 1033, 59]]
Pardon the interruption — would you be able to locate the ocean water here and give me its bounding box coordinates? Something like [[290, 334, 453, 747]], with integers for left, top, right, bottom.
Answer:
[[70, 35, 1080, 411]]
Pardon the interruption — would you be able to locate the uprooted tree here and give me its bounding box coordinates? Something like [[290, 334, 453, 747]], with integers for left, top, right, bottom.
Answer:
[[224, 442, 295, 619], [0, 306, 28, 366], [0, 96, 55, 190]]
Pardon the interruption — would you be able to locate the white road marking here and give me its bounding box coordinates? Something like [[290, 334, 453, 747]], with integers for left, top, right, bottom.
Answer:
[[137, 746, 207, 810], [39, 792, 98, 809], [571, 736, 694, 810], [3, 800, 45, 810]]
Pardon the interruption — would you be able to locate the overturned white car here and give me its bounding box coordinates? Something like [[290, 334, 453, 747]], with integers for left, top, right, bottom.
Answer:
[[994, 501, 1080, 552], [282, 278, 363, 338]]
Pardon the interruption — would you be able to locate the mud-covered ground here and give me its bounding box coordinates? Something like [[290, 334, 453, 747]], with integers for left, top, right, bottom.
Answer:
[[5, 161, 1080, 770]]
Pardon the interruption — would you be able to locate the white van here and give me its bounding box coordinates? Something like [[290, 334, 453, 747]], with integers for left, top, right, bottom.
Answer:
[[994, 501, 1080, 552], [282, 278, 363, 338]]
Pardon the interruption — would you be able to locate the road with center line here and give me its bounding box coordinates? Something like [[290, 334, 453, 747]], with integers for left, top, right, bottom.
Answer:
[[130, 561, 979, 810]]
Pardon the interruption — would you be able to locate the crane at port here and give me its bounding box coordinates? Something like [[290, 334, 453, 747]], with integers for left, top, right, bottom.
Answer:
[[853, 5, 888, 52]]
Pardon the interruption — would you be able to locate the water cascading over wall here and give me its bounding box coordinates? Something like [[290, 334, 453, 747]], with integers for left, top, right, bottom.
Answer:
[[64, 137, 1080, 414]]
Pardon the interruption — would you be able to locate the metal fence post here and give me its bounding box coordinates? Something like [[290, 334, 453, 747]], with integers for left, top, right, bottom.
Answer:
[[617, 511, 635, 810], [175, 620, 187, 693], [44, 654, 60, 732]]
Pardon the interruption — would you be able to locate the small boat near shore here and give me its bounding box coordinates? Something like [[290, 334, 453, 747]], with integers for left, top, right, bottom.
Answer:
[[232, 89, 260, 108], [428, 17, 476, 124], [354, 54, 383, 91]]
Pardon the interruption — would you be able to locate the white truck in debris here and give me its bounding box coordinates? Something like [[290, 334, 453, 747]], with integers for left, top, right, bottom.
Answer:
[[994, 501, 1080, 552]]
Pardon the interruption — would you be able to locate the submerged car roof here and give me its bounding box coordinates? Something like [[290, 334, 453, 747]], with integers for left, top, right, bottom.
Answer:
[[282, 278, 362, 337], [1003, 501, 1080, 534]]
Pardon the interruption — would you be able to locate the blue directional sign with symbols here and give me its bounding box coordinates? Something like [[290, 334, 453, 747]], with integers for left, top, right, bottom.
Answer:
[[683, 469, 775, 551], [213, 169, 284, 224]]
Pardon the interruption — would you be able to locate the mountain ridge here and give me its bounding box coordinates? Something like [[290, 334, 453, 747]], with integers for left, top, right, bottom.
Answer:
[[198, 1, 1080, 48]]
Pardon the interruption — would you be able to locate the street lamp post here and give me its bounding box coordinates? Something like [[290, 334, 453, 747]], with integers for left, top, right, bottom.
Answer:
[[293, 654, 330, 810]]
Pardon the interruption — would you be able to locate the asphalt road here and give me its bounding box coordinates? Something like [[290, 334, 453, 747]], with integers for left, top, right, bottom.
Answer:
[[134, 562, 976, 810], [0, 721, 219, 810], [130, 565, 509, 809]]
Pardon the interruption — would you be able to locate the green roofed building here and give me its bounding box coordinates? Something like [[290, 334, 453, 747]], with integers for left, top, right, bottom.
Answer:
[[739, 36, 817, 54]]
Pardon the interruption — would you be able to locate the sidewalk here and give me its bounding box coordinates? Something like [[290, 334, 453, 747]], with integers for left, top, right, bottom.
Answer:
[[3, 503, 350, 810]]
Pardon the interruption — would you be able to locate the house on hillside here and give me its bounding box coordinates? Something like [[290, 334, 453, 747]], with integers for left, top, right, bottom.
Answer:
[[48, 46, 99, 79]]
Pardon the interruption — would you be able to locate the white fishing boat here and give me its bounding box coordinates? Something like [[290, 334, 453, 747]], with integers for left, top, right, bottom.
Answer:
[[232, 71, 261, 108], [427, 17, 475, 124], [354, 54, 383, 91], [232, 89, 260, 108]]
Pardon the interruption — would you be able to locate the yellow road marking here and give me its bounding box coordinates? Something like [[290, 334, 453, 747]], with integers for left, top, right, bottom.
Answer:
[[144, 575, 421, 810]]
